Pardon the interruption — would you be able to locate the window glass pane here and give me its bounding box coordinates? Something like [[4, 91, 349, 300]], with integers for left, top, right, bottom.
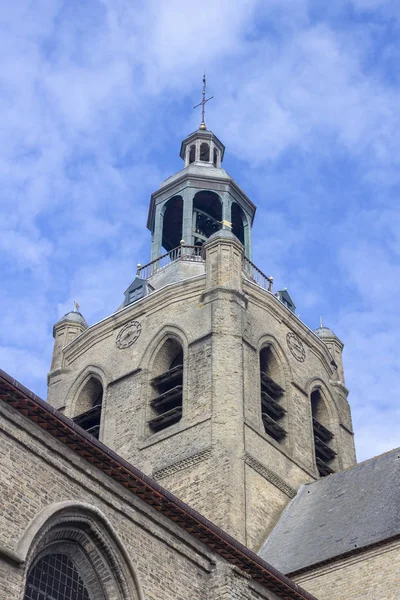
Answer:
[[24, 554, 91, 600]]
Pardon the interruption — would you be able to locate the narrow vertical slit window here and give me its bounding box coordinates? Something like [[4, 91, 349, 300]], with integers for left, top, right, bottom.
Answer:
[[260, 347, 286, 442], [311, 389, 336, 476], [149, 340, 183, 432]]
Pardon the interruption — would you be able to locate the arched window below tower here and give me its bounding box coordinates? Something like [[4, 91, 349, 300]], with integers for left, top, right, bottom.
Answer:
[[231, 202, 245, 246], [311, 389, 337, 477], [259, 346, 286, 442], [73, 377, 103, 439], [149, 339, 183, 433], [189, 144, 196, 164], [213, 148, 218, 166], [193, 190, 222, 247], [21, 504, 141, 600], [200, 142, 210, 162], [24, 552, 92, 600]]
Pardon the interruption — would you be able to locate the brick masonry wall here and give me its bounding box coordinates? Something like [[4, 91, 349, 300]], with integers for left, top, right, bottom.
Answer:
[[46, 237, 356, 551], [293, 540, 400, 600], [0, 400, 284, 600]]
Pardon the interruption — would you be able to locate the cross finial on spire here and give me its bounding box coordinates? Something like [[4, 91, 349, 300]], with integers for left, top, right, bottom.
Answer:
[[193, 73, 214, 130]]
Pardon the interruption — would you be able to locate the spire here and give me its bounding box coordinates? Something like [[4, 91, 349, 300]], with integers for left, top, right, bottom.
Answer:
[[193, 73, 214, 130]]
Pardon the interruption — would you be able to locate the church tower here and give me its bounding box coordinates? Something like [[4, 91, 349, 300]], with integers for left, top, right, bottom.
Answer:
[[47, 90, 356, 551]]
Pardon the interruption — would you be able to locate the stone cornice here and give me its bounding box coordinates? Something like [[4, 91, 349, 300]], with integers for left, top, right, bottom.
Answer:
[[63, 275, 206, 365]]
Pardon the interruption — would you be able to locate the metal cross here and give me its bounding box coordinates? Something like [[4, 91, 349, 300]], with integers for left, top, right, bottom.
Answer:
[[193, 74, 214, 130]]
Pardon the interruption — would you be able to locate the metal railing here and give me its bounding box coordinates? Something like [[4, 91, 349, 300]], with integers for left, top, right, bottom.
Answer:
[[243, 256, 273, 292], [137, 244, 204, 279]]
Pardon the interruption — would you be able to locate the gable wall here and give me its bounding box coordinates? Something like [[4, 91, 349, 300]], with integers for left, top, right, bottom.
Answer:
[[293, 540, 400, 600]]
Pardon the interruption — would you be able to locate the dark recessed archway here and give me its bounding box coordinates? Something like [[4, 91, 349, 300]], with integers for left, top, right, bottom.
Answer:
[[193, 191, 222, 246], [231, 202, 245, 245], [162, 195, 183, 252]]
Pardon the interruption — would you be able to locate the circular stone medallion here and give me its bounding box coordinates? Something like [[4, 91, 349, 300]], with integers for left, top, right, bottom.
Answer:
[[116, 321, 142, 349], [286, 332, 306, 362]]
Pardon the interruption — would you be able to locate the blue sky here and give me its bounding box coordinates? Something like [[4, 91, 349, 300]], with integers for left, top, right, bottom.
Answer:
[[1, 0, 399, 461]]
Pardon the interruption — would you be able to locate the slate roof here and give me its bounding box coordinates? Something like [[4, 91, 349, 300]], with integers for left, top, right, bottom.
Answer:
[[259, 448, 400, 574], [159, 163, 231, 189]]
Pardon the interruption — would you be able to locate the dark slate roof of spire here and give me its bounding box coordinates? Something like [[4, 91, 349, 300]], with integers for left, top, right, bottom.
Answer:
[[259, 447, 400, 574]]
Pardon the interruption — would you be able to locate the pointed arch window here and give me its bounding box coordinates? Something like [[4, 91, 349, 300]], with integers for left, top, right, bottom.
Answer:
[[149, 339, 183, 432], [73, 377, 103, 439], [259, 346, 286, 442], [24, 553, 91, 600], [311, 389, 337, 476]]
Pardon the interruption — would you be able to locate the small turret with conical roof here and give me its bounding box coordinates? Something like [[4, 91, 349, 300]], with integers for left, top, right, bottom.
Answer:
[[50, 304, 88, 373], [314, 319, 345, 384]]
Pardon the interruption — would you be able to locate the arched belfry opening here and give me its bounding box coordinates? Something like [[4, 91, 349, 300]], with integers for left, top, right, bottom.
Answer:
[[193, 191, 222, 247], [213, 148, 218, 166], [149, 338, 183, 433], [231, 202, 245, 246], [311, 389, 337, 476], [259, 347, 287, 442], [162, 195, 183, 252], [189, 144, 196, 164], [200, 142, 210, 162], [72, 377, 103, 439]]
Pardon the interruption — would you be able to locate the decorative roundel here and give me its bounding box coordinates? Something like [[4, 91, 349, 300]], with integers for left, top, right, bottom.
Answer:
[[116, 321, 142, 349], [286, 332, 306, 362]]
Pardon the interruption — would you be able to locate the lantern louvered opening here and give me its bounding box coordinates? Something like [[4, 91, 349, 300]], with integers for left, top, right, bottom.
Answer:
[[149, 346, 183, 433], [260, 347, 286, 443], [311, 389, 336, 477], [72, 378, 103, 439]]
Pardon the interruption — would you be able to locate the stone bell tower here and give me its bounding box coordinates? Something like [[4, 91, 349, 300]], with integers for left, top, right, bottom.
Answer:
[[47, 100, 357, 552]]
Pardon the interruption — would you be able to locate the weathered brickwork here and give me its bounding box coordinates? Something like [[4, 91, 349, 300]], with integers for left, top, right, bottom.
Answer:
[[46, 233, 356, 550], [293, 540, 400, 600], [0, 400, 302, 600]]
